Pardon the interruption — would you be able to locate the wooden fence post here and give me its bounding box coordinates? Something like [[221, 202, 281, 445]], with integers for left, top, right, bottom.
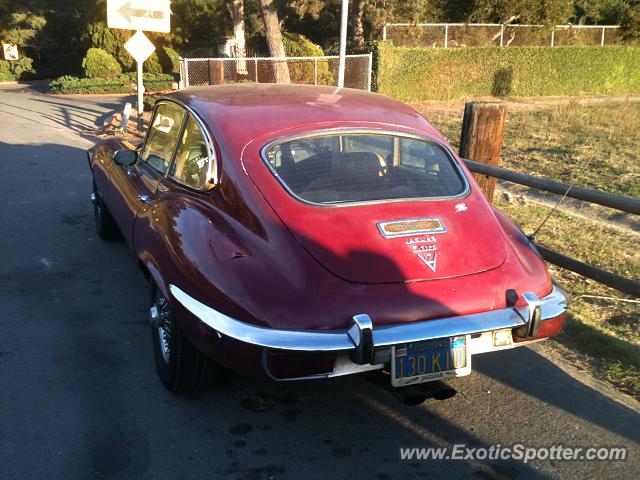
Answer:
[[459, 101, 507, 203], [208, 60, 224, 85]]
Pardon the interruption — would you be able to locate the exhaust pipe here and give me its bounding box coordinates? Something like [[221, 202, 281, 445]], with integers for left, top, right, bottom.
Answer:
[[390, 384, 431, 406], [417, 380, 457, 401], [369, 373, 457, 405]]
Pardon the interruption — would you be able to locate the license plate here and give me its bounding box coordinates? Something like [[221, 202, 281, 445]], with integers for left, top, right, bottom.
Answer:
[[391, 336, 471, 386]]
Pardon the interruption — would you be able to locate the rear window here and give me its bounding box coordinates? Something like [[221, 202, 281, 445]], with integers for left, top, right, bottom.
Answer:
[[263, 132, 467, 204]]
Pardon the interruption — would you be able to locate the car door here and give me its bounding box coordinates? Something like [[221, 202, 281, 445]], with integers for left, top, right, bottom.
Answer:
[[132, 109, 220, 288], [108, 101, 188, 247]]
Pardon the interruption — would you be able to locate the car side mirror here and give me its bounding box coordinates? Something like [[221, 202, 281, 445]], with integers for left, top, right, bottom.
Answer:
[[114, 150, 137, 166]]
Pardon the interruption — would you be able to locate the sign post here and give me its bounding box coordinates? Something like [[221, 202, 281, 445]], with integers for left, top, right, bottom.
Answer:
[[107, 0, 171, 130], [136, 60, 144, 128], [124, 30, 156, 129]]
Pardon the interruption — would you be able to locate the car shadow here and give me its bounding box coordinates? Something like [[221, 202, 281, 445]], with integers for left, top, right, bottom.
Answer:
[[159, 192, 640, 476]]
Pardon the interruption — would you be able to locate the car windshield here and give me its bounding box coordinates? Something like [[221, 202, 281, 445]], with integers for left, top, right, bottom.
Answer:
[[263, 132, 467, 204]]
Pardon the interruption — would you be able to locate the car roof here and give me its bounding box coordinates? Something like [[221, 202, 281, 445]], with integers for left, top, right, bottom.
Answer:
[[166, 84, 440, 148]]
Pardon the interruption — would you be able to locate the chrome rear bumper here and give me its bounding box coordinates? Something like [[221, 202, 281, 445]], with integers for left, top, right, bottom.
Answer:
[[170, 284, 568, 365]]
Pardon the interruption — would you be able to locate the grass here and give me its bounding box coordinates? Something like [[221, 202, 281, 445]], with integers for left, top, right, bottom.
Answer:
[[420, 100, 640, 198], [495, 198, 640, 397], [415, 98, 640, 398]]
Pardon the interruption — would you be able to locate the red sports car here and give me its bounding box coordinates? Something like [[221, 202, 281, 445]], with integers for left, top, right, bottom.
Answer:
[[88, 84, 568, 402]]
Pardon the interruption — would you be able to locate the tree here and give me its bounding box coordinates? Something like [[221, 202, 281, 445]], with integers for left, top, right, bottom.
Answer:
[[392, 0, 445, 23], [620, 0, 640, 40], [258, 0, 290, 83], [0, 11, 46, 47], [226, 0, 247, 57], [352, 0, 365, 48], [171, 0, 230, 55], [469, 0, 574, 25], [84, 22, 134, 71]]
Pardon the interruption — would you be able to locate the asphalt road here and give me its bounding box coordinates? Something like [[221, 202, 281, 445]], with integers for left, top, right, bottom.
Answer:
[[1, 84, 639, 480]]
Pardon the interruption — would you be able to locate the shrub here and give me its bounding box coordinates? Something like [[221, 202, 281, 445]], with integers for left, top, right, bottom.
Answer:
[[283, 32, 324, 57], [282, 32, 333, 85], [84, 22, 134, 71], [14, 57, 35, 78], [50, 73, 175, 94], [0, 71, 15, 82], [377, 44, 640, 101], [157, 46, 181, 74], [82, 48, 122, 79], [0, 57, 36, 80], [0, 60, 13, 75], [144, 52, 164, 74]]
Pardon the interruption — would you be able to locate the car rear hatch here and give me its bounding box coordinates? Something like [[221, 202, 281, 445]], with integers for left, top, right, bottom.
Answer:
[[242, 128, 507, 284], [267, 197, 507, 283]]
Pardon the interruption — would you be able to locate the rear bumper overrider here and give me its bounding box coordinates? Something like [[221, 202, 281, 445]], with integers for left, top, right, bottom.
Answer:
[[170, 284, 568, 380]]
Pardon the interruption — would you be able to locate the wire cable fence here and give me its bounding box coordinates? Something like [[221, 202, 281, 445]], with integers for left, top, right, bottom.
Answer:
[[179, 54, 373, 91], [383, 23, 624, 48]]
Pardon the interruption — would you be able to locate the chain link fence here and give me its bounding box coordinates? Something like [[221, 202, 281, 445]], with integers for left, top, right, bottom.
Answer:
[[383, 23, 623, 48], [179, 54, 373, 91]]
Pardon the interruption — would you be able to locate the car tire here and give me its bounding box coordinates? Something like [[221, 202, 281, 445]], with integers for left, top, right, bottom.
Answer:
[[150, 282, 222, 392], [92, 182, 120, 240]]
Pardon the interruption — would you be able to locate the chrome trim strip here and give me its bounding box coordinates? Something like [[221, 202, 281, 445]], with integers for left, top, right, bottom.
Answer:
[[520, 292, 542, 337], [257, 128, 471, 208], [377, 217, 447, 239], [150, 99, 219, 188], [372, 310, 525, 348], [169, 284, 567, 353], [182, 105, 219, 186], [348, 314, 374, 364], [170, 285, 355, 351]]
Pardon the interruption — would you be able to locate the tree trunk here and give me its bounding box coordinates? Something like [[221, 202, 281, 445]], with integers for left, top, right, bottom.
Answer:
[[352, 0, 365, 49], [258, 0, 290, 84], [225, 0, 246, 57], [226, 0, 247, 73]]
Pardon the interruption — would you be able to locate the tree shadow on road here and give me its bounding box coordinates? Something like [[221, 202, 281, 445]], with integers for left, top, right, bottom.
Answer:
[[0, 84, 136, 140]]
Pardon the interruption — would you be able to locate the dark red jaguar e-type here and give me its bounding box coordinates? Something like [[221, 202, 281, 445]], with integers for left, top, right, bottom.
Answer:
[[88, 84, 568, 401]]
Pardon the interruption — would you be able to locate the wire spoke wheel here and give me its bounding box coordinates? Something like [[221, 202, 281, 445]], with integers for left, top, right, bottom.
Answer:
[[152, 292, 173, 363], [150, 283, 222, 392]]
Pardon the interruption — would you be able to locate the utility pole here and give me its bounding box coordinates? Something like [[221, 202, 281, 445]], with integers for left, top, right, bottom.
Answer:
[[338, 0, 348, 88]]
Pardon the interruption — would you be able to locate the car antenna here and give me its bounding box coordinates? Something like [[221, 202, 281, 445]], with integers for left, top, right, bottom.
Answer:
[[527, 153, 594, 243], [527, 184, 573, 242]]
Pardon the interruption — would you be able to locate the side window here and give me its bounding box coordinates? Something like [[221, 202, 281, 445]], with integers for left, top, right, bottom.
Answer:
[[170, 114, 212, 189], [140, 102, 187, 174], [399, 138, 445, 173]]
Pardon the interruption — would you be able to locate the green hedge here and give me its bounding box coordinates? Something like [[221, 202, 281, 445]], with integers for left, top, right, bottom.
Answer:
[[50, 73, 175, 94], [377, 43, 640, 101]]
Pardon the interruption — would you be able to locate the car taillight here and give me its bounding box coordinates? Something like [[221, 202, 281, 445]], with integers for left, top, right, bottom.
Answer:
[[513, 313, 566, 343]]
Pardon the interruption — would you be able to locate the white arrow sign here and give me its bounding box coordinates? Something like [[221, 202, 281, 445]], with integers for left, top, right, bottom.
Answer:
[[107, 0, 171, 33], [124, 30, 156, 63]]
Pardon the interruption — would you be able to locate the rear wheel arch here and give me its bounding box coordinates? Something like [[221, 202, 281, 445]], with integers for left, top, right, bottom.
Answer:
[[149, 280, 222, 392]]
